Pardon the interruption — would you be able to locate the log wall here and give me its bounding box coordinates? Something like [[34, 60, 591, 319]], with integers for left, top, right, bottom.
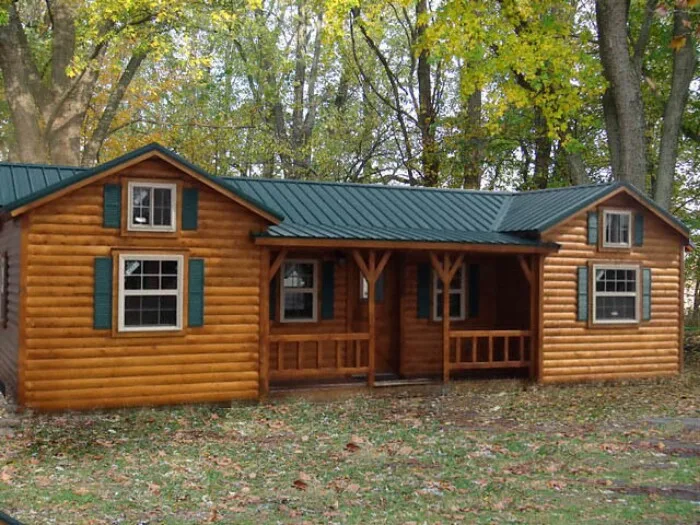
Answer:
[[540, 193, 685, 382], [22, 158, 268, 410], [0, 219, 21, 401]]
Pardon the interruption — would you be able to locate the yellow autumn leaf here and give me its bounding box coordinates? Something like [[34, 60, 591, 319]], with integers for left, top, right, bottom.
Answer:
[[670, 35, 687, 51]]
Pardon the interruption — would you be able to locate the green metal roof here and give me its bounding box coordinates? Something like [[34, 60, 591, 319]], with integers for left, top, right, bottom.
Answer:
[[0, 163, 86, 207], [0, 143, 283, 220], [0, 143, 689, 246]]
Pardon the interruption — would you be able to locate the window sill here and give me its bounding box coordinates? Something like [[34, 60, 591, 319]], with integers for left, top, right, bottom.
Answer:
[[586, 320, 641, 329], [111, 327, 187, 338]]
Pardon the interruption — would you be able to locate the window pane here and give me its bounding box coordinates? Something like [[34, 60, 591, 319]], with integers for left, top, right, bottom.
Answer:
[[123, 294, 178, 327], [132, 187, 151, 226], [143, 260, 159, 275], [143, 276, 160, 290], [162, 261, 178, 274], [284, 263, 314, 289], [449, 268, 463, 291], [596, 296, 636, 321], [596, 267, 636, 294], [435, 292, 463, 319], [125, 276, 141, 290], [605, 212, 630, 245], [152, 188, 172, 227], [284, 291, 314, 319]]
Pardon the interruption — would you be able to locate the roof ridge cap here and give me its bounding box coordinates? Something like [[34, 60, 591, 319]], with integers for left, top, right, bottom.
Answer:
[[491, 195, 515, 231]]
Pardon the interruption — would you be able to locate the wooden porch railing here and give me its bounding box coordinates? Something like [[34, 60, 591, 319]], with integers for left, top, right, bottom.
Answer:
[[449, 330, 531, 370], [269, 333, 370, 381]]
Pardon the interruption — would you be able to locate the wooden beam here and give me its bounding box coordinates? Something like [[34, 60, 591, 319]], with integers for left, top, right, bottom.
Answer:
[[375, 250, 392, 279], [259, 248, 270, 398], [368, 257, 376, 388], [352, 250, 372, 280], [517, 255, 533, 285], [269, 248, 288, 281], [446, 253, 465, 281], [442, 255, 451, 383], [255, 236, 560, 254], [429, 252, 446, 281]]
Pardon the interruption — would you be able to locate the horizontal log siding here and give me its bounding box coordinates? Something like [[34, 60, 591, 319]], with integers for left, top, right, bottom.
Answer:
[[22, 158, 268, 410], [0, 219, 21, 401], [400, 255, 529, 377], [540, 193, 684, 383]]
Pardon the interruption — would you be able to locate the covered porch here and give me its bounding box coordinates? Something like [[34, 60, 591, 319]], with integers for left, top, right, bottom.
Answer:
[[257, 239, 553, 395]]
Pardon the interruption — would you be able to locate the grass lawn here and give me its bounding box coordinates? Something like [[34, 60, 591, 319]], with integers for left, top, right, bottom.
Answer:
[[1, 358, 698, 524]]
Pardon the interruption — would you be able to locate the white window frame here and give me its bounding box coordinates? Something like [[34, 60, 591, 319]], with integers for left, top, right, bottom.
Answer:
[[117, 253, 184, 332], [280, 259, 318, 323], [592, 264, 640, 325], [433, 264, 467, 321], [602, 209, 632, 248], [127, 181, 177, 232]]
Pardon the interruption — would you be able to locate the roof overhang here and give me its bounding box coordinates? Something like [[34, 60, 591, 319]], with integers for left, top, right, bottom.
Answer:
[[1, 144, 283, 224], [253, 235, 560, 254]]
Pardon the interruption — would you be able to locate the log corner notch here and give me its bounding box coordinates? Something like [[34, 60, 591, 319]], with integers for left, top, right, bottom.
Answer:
[[260, 248, 288, 398], [429, 252, 465, 383], [351, 249, 391, 387]]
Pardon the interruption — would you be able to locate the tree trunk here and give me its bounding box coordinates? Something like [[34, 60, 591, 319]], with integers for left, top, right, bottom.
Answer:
[[595, 0, 647, 191], [654, 8, 697, 209], [416, 0, 439, 187], [532, 108, 552, 189], [462, 89, 483, 189]]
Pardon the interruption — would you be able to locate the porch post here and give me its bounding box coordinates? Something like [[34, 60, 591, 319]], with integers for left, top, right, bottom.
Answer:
[[352, 249, 391, 388], [367, 251, 377, 387], [259, 248, 270, 398], [430, 252, 465, 384]]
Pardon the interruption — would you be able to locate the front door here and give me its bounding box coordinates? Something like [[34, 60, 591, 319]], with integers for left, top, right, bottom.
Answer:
[[353, 259, 400, 375]]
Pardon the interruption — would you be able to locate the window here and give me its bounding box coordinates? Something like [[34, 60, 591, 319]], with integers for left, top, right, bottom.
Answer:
[[593, 265, 639, 324], [127, 181, 176, 231], [118, 254, 184, 331], [433, 264, 466, 321], [603, 210, 631, 248], [281, 260, 317, 322]]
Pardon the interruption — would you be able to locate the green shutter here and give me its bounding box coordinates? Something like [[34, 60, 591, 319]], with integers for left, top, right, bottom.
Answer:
[[375, 273, 385, 302], [269, 276, 277, 321], [417, 263, 430, 319], [634, 213, 644, 247], [93, 257, 112, 329], [577, 266, 588, 322], [321, 261, 335, 320], [103, 184, 121, 228], [468, 264, 480, 318], [587, 211, 598, 245], [642, 268, 652, 321], [182, 188, 199, 230], [188, 258, 205, 327]]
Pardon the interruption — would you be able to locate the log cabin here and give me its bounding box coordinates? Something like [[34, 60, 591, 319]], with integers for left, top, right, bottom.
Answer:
[[0, 143, 691, 411]]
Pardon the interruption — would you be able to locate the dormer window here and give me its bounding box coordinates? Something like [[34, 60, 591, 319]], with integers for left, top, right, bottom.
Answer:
[[128, 181, 176, 232], [603, 210, 631, 248]]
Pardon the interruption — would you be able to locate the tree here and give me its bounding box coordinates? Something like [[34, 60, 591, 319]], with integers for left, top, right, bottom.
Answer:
[[0, 0, 182, 165], [595, 0, 698, 207]]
